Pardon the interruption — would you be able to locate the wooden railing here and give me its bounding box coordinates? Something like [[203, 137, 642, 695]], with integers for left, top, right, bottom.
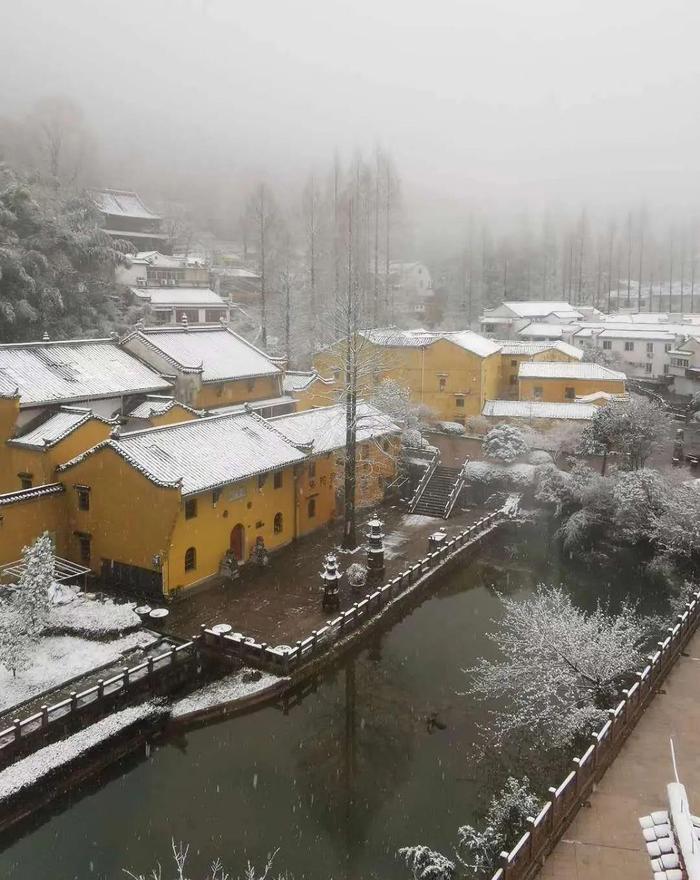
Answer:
[[489, 588, 700, 880], [200, 508, 507, 675], [407, 447, 440, 513], [0, 640, 198, 768]]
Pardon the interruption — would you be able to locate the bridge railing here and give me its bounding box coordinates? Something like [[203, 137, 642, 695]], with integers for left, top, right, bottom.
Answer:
[[200, 508, 508, 675], [0, 640, 198, 768], [489, 589, 700, 880], [407, 447, 440, 513]]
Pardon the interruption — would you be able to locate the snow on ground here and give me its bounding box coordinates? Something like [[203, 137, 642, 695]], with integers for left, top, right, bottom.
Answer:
[[0, 630, 157, 714], [0, 701, 168, 804], [383, 514, 437, 560], [48, 593, 141, 637], [171, 668, 285, 719]]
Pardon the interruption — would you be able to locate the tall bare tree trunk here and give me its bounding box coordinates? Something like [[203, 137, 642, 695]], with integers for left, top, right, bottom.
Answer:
[[637, 216, 644, 313], [626, 211, 632, 307], [343, 197, 358, 550]]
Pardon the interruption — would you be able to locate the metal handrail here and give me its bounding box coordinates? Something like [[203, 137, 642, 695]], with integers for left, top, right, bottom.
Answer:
[[408, 448, 440, 513]]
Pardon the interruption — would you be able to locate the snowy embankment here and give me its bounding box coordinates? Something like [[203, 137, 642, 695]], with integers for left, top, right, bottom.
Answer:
[[171, 668, 286, 720], [0, 630, 156, 714], [0, 701, 168, 805]]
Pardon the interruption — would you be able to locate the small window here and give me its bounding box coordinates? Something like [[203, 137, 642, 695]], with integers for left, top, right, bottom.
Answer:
[[624, 341, 634, 352], [645, 362, 653, 374], [77, 487, 90, 511], [646, 342, 654, 354], [185, 546, 196, 571], [664, 364, 670, 375], [258, 473, 267, 490], [533, 386, 543, 399], [78, 534, 91, 563], [602, 340, 612, 350], [510, 360, 517, 368], [438, 376, 447, 392], [665, 343, 672, 353], [273, 471, 283, 489], [273, 512, 283, 533], [18, 473, 33, 490], [308, 461, 316, 478], [509, 374, 517, 385], [455, 396, 465, 408], [184, 498, 197, 519], [212, 488, 221, 506], [564, 387, 575, 400], [308, 498, 316, 518]]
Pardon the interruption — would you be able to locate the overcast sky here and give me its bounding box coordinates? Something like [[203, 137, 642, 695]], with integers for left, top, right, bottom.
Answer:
[[2, 0, 700, 214]]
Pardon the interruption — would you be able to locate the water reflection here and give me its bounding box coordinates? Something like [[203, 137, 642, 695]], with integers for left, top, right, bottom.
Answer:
[[0, 522, 677, 880]]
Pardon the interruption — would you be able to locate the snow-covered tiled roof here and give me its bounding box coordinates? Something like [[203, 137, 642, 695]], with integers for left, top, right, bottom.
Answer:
[[8, 407, 112, 449], [122, 326, 281, 382], [128, 396, 201, 420], [0, 339, 171, 408], [283, 371, 332, 393], [130, 287, 227, 307], [518, 361, 627, 381], [495, 340, 583, 360], [59, 411, 307, 496], [361, 328, 500, 357], [206, 396, 297, 416], [0, 483, 65, 506], [517, 322, 566, 338], [596, 328, 677, 341], [504, 301, 581, 318], [92, 189, 161, 220], [482, 399, 597, 421], [272, 402, 400, 456]]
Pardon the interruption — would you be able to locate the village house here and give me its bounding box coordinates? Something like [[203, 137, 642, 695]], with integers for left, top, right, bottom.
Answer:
[[313, 329, 502, 425], [495, 341, 583, 399], [388, 262, 437, 322], [667, 336, 700, 397], [116, 251, 210, 288], [92, 188, 169, 253], [0, 337, 171, 493], [123, 396, 202, 431], [481, 399, 597, 430], [128, 287, 231, 325], [120, 324, 289, 412], [480, 301, 586, 338], [0, 484, 68, 566], [571, 326, 677, 382], [518, 361, 627, 403], [53, 405, 399, 596]]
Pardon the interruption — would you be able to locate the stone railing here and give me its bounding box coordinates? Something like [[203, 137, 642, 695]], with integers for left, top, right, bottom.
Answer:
[[0, 640, 198, 768], [407, 446, 440, 513], [200, 509, 507, 675], [489, 588, 700, 880]]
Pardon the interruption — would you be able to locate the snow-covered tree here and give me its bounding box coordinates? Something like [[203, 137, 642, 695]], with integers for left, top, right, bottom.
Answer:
[[465, 586, 646, 749], [13, 532, 54, 638], [397, 846, 455, 880], [0, 603, 28, 679], [578, 398, 668, 474], [456, 777, 540, 877], [482, 424, 529, 464]]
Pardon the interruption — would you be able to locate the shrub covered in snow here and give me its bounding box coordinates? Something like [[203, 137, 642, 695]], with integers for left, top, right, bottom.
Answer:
[[398, 845, 455, 880], [482, 423, 529, 463], [48, 594, 142, 638], [436, 421, 465, 435], [463, 460, 536, 503], [346, 562, 368, 589], [528, 449, 553, 466]]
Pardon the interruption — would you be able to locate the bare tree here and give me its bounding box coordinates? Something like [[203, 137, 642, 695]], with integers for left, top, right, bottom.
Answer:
[[245, 182, 278, 347]]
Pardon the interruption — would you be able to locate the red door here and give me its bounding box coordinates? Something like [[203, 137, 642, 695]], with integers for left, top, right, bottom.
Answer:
[[230, 524, 245, 561]]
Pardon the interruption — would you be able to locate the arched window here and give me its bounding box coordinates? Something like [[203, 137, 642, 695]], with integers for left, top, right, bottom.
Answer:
[[185, 546, 197, 571], [273, 512, 283, 534], [307, 498, 316, 519]]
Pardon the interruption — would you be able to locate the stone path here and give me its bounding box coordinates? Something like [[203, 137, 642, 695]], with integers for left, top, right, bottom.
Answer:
[[539, 627, 700, 879]]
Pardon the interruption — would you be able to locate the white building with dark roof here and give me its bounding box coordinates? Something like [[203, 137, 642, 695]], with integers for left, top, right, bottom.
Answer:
[[129, 286, 230, 325]]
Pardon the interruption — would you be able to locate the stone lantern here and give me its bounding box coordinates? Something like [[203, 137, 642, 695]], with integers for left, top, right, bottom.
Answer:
[[366, 516, 385, 580], [321, 553, 342, 609]]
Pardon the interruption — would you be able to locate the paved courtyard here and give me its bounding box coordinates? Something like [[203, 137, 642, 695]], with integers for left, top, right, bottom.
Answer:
[[162, 502, 487, 646], [539, 627, 700, 879]]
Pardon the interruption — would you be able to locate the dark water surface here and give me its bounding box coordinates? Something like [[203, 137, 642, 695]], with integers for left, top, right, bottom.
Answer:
[[0, 523, 673, 880]]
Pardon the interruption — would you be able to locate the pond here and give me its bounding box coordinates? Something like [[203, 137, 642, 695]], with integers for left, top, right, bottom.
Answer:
[[0, 521, 677, 880]]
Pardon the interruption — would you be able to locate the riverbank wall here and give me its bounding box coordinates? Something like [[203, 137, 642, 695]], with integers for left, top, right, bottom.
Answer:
[[490, 586, 700, 880]]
